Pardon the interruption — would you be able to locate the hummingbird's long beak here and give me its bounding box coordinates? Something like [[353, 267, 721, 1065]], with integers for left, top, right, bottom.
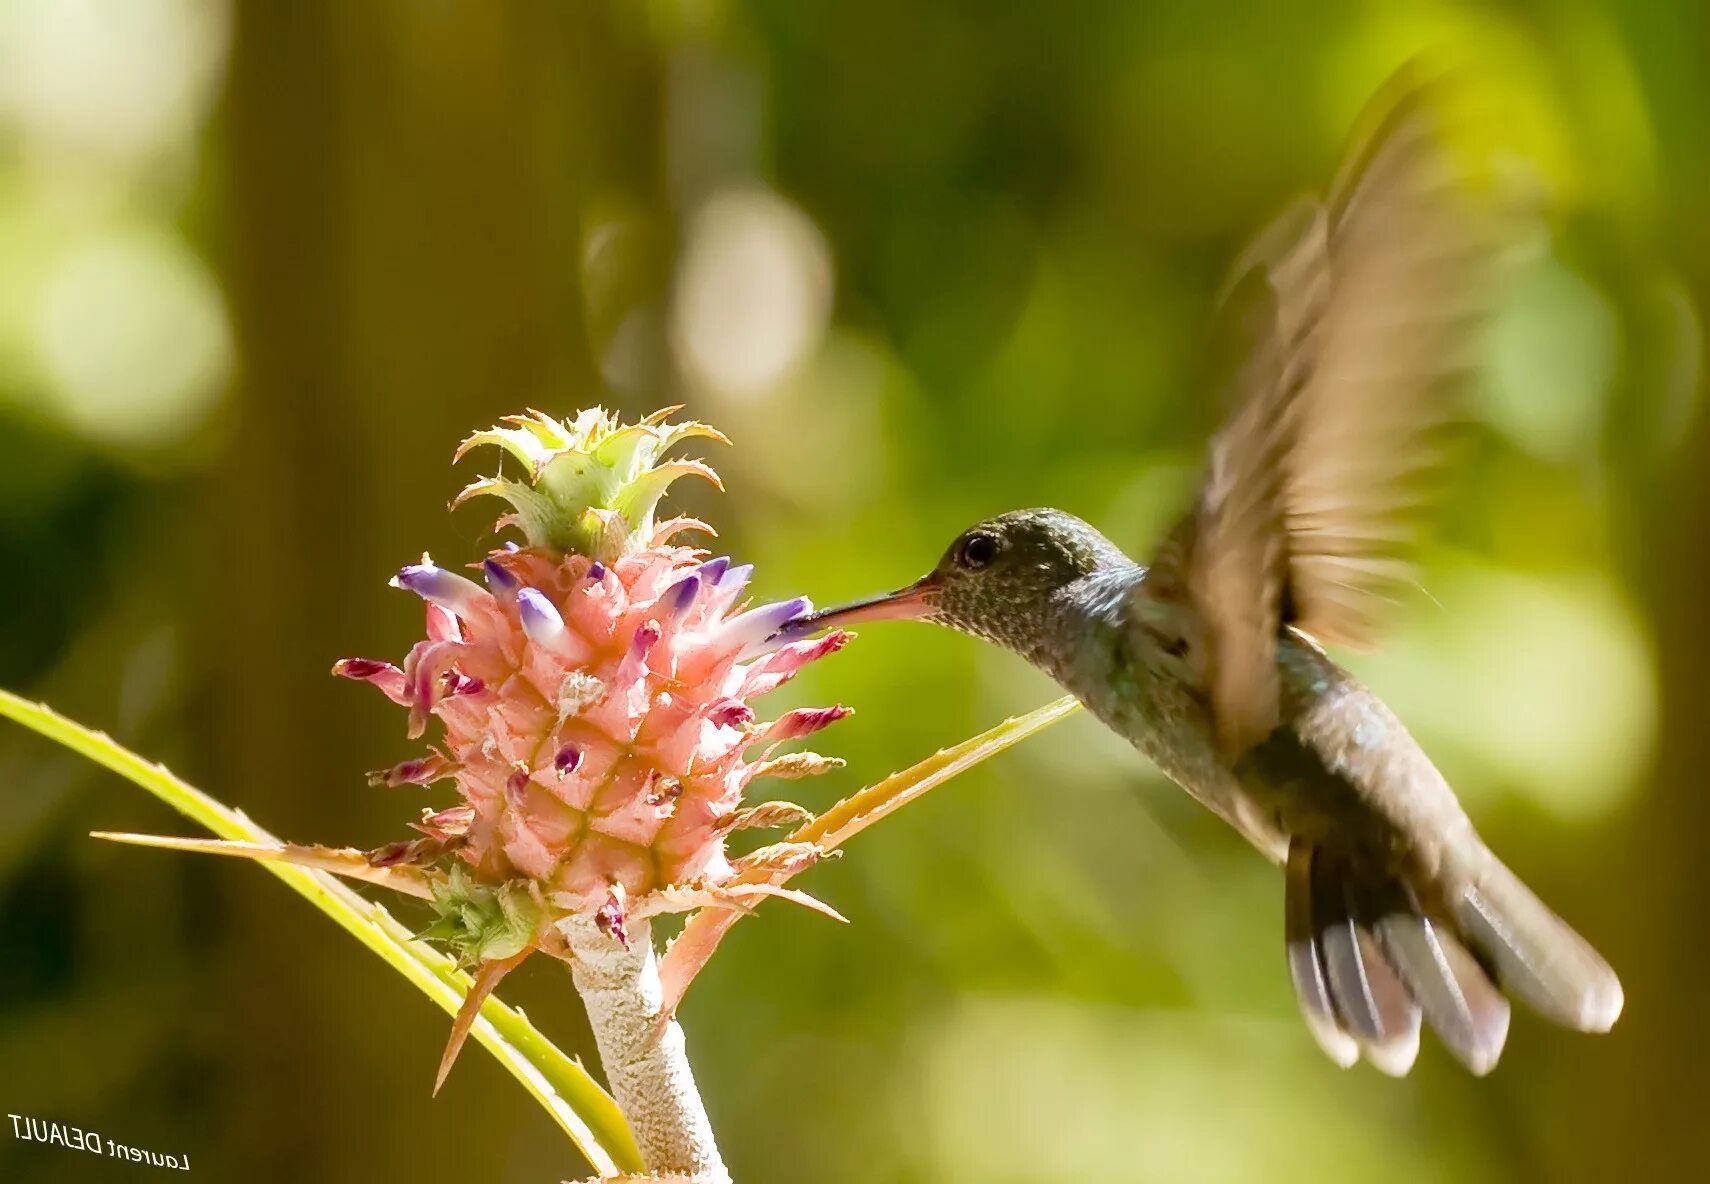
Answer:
[[775, 575, 939, 638]]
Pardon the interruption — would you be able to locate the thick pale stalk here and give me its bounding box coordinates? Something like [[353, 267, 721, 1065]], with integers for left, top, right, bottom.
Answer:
[[564, 917, 731, 1184]]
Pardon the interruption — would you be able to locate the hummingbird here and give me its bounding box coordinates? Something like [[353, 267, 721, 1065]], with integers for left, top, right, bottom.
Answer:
[[779, 79, 1622, 1075]]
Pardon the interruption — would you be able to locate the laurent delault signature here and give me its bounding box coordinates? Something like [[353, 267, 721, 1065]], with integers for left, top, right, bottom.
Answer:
[[8, 1113, 190, 1170]]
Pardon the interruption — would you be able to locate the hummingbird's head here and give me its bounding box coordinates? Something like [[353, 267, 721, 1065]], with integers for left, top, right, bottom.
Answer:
[[782, 508, 1126, 653]]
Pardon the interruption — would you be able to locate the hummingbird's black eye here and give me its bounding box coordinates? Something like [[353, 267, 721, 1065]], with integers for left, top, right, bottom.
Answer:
[[956, 531, 1000, 569]]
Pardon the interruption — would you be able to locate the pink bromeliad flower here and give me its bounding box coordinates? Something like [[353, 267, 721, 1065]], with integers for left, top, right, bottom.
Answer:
[[333, 408, 850, 972]]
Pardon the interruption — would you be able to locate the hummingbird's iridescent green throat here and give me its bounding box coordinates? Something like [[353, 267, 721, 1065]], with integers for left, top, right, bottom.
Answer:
[[781, 73, 1622, 1078]]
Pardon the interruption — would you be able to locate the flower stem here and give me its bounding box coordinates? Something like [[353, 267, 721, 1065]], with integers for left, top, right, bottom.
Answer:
[[563, 917, 731, 1184]]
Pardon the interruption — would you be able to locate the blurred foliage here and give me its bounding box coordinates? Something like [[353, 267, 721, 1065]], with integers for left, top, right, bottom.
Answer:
[[1, 1, 1705, 1182]]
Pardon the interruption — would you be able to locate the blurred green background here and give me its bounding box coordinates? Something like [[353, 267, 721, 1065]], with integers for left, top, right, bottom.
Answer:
[[1, 2, 1703, 1181]]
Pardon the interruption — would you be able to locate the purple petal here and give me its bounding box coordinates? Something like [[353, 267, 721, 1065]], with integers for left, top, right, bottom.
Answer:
[[719, 596, 813, 659], [392, 563, 486, 617], [553, 744, 582, 776], [482, 558, 519, 595], [586, 561, 607, 583], [698, 556, 731, 585], [660, 575, 700, 623], [517, 588, 569, 651], [716, 563, 753, 593]]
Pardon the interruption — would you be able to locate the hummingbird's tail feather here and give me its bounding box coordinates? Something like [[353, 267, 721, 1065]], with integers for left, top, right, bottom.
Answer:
[[1285, 842, 1361, 1068], [1286, 838, 1621, 1074], [1371, 886, 1510, 1075], [1452, 855, 1624, 1034], [1286, 842, 1422, 1075], [1286, 839, 1512, 1075]]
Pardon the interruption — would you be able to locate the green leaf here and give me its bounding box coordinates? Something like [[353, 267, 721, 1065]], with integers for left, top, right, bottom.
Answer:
[[0, 688, 644, 1179]]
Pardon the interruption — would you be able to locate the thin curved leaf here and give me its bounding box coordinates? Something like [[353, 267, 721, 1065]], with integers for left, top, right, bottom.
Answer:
[[660, 695, 1083, 1011]]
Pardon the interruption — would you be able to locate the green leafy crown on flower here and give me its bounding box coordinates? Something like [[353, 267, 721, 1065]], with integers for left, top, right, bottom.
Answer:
[[452, 406, 728, 560]]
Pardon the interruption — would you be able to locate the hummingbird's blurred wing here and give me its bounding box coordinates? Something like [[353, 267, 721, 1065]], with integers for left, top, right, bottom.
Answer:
[[1143, 76, 1502, 755]]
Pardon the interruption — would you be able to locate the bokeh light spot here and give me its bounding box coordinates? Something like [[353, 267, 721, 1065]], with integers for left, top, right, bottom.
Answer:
[[671, 187, 833, 398], [31, 226, 231, 449], [0, 0, 228, 171], [1483, 250, 1619, 462]]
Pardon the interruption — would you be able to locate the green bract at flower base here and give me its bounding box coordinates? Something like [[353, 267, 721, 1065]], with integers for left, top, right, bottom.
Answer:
[[421, 865, 546, 968]]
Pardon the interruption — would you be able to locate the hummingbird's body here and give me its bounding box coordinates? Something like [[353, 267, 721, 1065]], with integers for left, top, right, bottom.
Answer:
[[1048, 559, 1324, 866], [783, 75, 1622, 1074], [1046, 554, 1461, 873]]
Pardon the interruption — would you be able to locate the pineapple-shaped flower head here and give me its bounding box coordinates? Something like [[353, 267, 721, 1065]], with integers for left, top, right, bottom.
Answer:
[[334, 408, 849, 964]]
